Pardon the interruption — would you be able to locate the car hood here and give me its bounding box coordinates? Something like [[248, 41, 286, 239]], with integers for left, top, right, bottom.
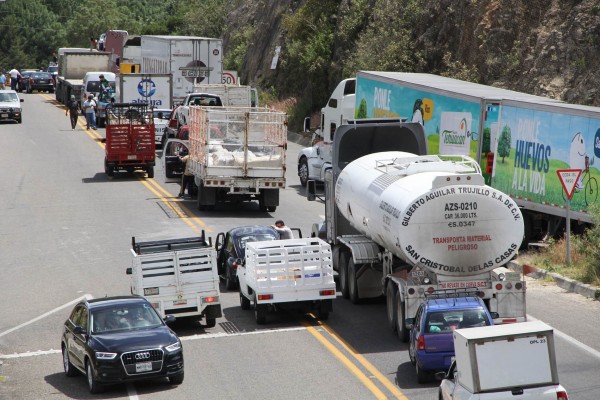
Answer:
[[0, 100, 21, 108], [91, 326, 178, 352]]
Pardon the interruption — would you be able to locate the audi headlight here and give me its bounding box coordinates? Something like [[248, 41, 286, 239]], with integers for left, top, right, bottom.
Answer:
[[95, 351, 117, 360], [165, 341, 181, 352]]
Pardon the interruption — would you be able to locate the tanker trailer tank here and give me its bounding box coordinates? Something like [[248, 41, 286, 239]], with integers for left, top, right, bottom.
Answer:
[[334, 151, 524, 276]]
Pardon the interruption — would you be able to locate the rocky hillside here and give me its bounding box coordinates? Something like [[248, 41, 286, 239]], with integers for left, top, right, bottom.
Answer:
[[223, 0, 599, 125]]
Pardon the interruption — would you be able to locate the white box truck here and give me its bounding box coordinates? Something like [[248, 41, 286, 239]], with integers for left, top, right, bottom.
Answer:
[[55, 50, 111, 105], [300, 72, 600, 245], [126, 234, 222, 328], [141, 35, 223, 104], [438, 321, 569, 399], [237, 238, 336, 324]]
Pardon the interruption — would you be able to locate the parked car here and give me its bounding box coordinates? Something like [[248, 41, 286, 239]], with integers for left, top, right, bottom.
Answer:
[[27, 71, 54, 93], [153, 108, 171, 147], [0, 90, 24, 123], [215, 226, 280, 290], [61, 295, 184, 394], [407, 295, 496, 383]]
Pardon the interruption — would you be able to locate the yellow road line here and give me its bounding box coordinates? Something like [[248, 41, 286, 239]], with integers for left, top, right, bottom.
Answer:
[[303, 321, 389, 399], [311, 318, 409, 399]]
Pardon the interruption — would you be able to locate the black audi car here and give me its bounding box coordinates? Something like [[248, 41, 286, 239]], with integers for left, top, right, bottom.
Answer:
[[61, 296, 184, 393]]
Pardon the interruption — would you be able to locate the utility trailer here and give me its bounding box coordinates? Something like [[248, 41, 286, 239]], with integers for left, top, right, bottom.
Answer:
[[237, 238, 336, 324], [104, 103, 155, 178], [126, 234, 222, 327]]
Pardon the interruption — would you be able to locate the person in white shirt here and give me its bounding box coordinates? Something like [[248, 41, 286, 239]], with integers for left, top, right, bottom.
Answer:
[[82, 94, 97, 130], [9, 68, 21, 91], [272, 220, 293, 239]]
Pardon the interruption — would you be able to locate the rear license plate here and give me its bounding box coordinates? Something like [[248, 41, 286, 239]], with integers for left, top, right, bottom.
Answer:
[[40, 80, 48, 83], [135, 362, 152, 372], [173, 299, 187, 306], [1, 114, 7, 118], [127, 155, 137, 160]]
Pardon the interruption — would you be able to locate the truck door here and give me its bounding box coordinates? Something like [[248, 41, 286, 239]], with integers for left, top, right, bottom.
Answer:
[[482, 101, 500, 185]]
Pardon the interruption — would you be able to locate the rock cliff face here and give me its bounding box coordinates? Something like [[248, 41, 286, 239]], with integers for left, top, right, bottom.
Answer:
[[224, 0, 599, 107]]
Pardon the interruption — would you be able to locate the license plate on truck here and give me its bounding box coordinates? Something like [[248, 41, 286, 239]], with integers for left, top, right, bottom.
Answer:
[[127, 155, 137, 160], [135, 362, 152, 373], [1, 114, 7, 118]]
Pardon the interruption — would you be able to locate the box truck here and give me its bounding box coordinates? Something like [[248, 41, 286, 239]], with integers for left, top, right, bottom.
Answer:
[[141, 35, 223, 104], [55, 50, 111, 105], [300, 72, 600, 244]]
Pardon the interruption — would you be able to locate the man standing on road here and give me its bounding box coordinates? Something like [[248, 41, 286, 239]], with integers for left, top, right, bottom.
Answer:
[[272, 220, 293, 239], [9, 67, 21, 91], [82, 94, 97, 130], [0, 72, 6, 90], [178, 153, 194, 198], [65, 95, 81, 130]]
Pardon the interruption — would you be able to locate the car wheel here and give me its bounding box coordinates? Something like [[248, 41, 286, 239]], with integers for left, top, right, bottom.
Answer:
[[416, 362, 429, 384], [255, 296, 267, 325], [147, 166, 154, 179], [298, 157, 309, 187], [169, 372, 184, 385], [205, 317, 216, 328], [409, 338, 417, 365], [62, 346, 78, 377], [86, 360, 104, 394], [17, 117, 22, 124], [266, 206, 276, 212], [225, 267, 236, 291], [338, 251, 350, 299], [386, 281, 397, 332], [348, 258, 360, 304], [240, 292, 251, 310]]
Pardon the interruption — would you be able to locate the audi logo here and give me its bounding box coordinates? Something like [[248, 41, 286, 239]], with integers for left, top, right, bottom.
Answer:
[[135, 352, 151, 360]]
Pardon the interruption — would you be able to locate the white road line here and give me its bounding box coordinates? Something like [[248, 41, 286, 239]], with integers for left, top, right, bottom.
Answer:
[[127, 384, 139, 400], [0, 326, 309, 359], [527, 314, 600, 360], [0, 294, 93, 339]]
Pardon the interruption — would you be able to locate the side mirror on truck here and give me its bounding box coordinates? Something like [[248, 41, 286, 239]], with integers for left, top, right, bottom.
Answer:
[[126, 267, 132, 275], [303, 117, 311, 133]]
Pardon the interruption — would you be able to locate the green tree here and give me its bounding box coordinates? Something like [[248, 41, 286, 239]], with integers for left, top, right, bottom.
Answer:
[[482, 127, 491, 154], [356, 98, 367, 119], [498, 125, 512, 163]]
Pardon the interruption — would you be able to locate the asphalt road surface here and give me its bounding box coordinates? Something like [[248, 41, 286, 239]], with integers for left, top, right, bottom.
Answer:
[[1, 93, 599, 399]]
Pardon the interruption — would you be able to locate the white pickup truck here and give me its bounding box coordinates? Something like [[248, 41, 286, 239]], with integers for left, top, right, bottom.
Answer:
[[237, 238, 336, 324], [126, 234, 222, 327]]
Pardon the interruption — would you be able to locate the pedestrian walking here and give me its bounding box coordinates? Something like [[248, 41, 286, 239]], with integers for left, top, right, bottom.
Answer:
[[82, 94, 97, 130], [65, 95, 81, 130], [9, 67, 21, 91], [0, 72, 6, 90], [178, 154, 194, 198]]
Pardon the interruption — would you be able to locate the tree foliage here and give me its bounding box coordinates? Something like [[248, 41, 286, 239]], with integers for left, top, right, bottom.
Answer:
[[498, 125, 512, 162]]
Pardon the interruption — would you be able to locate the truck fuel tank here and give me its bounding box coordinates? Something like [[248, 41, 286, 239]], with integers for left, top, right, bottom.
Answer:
[[335, 152, 524, 276]]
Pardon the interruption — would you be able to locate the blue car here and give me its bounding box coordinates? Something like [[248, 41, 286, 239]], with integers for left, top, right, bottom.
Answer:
[[407, 296, 496, 383]]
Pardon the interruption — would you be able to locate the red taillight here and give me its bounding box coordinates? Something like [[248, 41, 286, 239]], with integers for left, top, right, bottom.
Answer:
[[417, 335, 426, 350], [502, 318, 517, 323], [257, 294, 272, 300], [495, 283, 503, 290], [202, 296, 218, 303], [427, 286, 435, 293], [320, 289, 335, 296], [557, 390, 569, 400]]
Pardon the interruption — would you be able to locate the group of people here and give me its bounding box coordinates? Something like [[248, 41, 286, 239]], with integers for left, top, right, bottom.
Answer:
[[0, 68, 23, 91], [64, 74, 112, 130]]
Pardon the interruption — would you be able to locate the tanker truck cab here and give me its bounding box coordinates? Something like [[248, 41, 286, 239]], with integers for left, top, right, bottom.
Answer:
[[298, 78, 356, 187]]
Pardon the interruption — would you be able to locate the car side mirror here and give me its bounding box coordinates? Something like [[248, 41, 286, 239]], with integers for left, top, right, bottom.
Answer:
[[73, 326, 86, 335], [164, 314, 176, 324], [489, 311, 499, 319], [126, 267, 132, 275], [434, 371, 446, 381], [405, 317, 415, 328]]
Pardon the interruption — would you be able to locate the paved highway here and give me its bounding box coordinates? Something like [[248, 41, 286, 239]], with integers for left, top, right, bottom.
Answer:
[[1, 93, 599, 399]]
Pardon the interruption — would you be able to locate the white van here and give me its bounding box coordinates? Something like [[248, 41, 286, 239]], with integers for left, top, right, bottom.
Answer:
[[81, 72, 115, 105]]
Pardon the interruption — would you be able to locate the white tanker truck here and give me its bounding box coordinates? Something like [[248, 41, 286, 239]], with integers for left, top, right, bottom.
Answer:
[[307, 119, 526, 341]]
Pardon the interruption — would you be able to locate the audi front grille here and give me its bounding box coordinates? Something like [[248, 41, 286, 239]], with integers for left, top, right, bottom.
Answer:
[[121, 348, 164, 375]]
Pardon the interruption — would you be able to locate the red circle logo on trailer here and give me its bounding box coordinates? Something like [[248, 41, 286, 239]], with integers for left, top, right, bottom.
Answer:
[[179, 60, 211, 83]]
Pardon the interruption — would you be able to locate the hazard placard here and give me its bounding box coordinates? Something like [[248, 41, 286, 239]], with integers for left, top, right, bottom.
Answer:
[[557, 169, 582, 200]]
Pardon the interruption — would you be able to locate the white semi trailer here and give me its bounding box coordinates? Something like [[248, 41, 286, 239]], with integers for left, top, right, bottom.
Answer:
[[308, 120, 526, 341]]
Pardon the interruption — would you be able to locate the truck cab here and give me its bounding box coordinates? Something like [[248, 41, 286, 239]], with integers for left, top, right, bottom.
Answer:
[[297, 78, 356, 187]]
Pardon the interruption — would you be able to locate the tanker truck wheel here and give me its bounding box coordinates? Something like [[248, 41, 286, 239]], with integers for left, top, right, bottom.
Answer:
[[348, 259, 361, 304], [338, 251, 350, 299], [386, 281, 398, 332], [396, 295, 409, 342]]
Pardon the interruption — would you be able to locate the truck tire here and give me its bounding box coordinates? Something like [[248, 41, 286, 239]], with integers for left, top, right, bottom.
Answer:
[[240, 292, 251, 310], [318, 308, 330, 321], [255, 297, 267, 325], [267, 206, 276, 212], [386, 281, 398, 332], [298, 157, 309, 187], [396, 295, 409, 342], [147, 166, 154, 179], [205, 317, 216, 328], [104, 158, 114, 177], [348, 258, 360, 304], [338, 251, 350, 299]]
